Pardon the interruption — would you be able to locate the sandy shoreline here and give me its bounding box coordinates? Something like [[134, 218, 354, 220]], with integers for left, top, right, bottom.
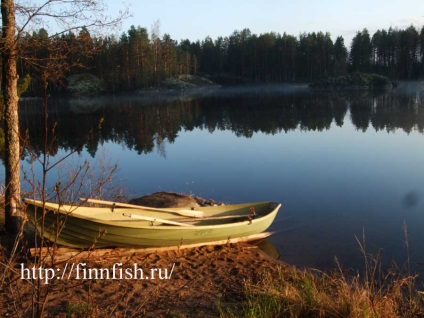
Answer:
[[1, 192, 286, 316], [4, 193, 422, 316], [1, 240, 285, 317]]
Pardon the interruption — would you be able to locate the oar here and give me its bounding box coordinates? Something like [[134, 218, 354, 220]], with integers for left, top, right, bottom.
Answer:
[[121, 212, 194, 227], [80, 198, 204, 218], [171, 214, 255, 223]]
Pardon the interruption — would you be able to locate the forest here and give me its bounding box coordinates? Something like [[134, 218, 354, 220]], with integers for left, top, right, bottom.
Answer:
[[12, 24, 424, 96]]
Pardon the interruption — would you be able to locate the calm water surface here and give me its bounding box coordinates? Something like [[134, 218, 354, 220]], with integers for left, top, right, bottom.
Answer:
[[16, 83, 424, 273]]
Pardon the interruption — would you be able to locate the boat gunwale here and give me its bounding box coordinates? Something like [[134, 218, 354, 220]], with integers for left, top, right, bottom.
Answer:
[[24, 199, 281, 231]]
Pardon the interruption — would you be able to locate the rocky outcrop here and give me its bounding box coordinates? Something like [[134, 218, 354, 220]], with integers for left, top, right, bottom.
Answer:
[[160, 74, 220, 91], [66, 73, 106, 96]]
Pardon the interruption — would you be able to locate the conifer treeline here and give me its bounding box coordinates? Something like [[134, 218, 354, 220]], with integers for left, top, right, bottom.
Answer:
[[16, 24, 424, 95]]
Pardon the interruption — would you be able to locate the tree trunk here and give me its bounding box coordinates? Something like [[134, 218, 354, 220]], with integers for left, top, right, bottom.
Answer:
[[1, 0, 22, 233]]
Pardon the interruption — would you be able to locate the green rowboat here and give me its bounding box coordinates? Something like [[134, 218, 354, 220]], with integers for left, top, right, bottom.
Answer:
[[24, 199, 281, 249]]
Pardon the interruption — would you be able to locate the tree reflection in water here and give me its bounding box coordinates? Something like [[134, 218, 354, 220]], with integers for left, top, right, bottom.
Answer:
[[18, 83, 424, 159]]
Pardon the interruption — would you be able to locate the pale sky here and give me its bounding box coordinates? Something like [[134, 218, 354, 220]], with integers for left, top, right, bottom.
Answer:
[[107, 0, 424, 47]]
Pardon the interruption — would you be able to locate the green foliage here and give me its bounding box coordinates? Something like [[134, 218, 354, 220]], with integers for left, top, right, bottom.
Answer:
[[333, 36, 348, 76], [65, 301, 99, 318], [350, 29, 372, 73], [65, 301, 90, 315], [0, 74, 30, 105], [17, 74, 31, 97]]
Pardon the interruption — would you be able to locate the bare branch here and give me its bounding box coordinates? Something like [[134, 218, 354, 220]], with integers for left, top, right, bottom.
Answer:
[[13, 0, 129, 38]]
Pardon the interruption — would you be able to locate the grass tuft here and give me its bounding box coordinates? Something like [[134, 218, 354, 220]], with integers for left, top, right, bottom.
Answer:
[[222, 259, 424, 318]]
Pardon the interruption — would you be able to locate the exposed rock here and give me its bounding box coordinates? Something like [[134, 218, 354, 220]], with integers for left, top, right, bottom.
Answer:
[[66, 73, 106, 96], [161, 77, 197, 90], [160, 74, 220, 91]]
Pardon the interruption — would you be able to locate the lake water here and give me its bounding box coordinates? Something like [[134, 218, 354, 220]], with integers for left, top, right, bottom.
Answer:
[[15, 83, 424, 274]]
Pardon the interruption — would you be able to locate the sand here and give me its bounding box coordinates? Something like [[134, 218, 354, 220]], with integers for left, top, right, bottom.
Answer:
[[1, 241, 285, 317]]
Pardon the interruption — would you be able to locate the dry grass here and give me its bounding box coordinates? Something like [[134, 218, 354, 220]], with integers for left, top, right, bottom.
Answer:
[[219, 228, 424, 318], [220, 258, 424, 318]]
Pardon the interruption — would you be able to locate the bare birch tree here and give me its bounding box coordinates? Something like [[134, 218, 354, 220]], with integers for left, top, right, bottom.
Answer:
[[1, 0, 128, 233]]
